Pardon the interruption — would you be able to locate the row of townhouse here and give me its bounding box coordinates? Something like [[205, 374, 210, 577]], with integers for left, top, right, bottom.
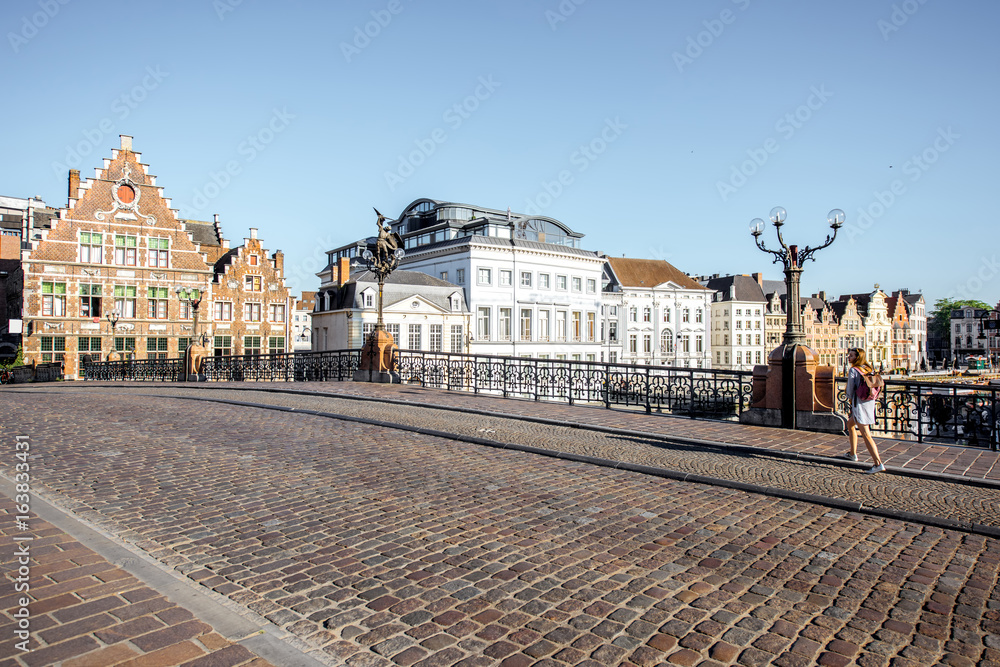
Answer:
[[310, 199, 930, 373], [312, 199, 715, 366], [2, 136, 294, 378], [952, 304, 1000, 364]]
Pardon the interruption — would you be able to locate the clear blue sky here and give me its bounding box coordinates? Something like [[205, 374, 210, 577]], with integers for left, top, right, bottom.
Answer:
[[2, 0, 997, 310]]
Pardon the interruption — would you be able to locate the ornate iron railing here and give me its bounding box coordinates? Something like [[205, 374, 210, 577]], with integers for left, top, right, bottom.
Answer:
[[81, 350, 999, 448], [836, 377, 999, 450], [201, 350, 359, 382], [396, 350, 753, 419], [83, 358, 183, 382]]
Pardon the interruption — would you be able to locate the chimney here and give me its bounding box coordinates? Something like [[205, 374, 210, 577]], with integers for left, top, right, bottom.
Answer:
[[68, 169, 80, 204], [752, 272, 763, 287], [818, 290, 826, 301], [249, 227, 257, 240], [272, 250, 284, 277], [338, 257, 351, 285], [120, 135, 132, 151]]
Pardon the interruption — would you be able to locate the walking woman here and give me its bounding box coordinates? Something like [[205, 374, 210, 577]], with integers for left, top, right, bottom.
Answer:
[[843, 347, 885, 474]]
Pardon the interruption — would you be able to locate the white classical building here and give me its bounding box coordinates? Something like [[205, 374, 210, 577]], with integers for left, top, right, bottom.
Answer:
[[311, 258, 469, 353], [695, 274, 767, 371], [324, 199, 606, 359], [602, 258, 713, 367]]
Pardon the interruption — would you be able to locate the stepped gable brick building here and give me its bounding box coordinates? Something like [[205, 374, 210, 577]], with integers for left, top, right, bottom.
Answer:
[[207, 228, 290, 357], [19, 135, 289, 376]]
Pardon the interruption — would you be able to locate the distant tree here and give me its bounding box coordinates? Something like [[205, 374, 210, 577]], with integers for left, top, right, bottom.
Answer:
[[928, 298, 990, 341]]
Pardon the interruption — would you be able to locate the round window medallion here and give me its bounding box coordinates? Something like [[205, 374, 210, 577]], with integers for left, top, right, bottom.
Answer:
[[117, 184, 135, 204], [411, 301, 420, 309]]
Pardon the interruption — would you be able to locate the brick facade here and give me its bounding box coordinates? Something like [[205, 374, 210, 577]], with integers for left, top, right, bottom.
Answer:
[[20, 136, 290, 377]]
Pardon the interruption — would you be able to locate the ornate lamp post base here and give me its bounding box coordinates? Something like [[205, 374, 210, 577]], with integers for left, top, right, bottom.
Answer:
[[353, 327, 401, 384], [741, 342, 845, 433], [741, 207, 846, 433]]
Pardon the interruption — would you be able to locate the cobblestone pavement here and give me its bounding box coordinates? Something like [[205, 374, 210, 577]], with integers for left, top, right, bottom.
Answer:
[[40, 384, 1000, 532], [0, 494, 274, 667], [2, 385, 1000, 666]]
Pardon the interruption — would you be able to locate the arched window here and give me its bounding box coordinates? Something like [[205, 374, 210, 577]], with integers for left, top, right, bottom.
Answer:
[[661, 329, 674, 354]]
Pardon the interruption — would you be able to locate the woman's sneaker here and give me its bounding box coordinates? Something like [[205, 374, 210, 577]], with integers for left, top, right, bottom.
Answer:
[[838, 453, 858, 462], [864, 464, 886, 474]]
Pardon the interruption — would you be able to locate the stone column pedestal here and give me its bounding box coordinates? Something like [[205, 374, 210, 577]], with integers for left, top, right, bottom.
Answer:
[[353, 328, 401, 384], [741, 343, 845, 433]]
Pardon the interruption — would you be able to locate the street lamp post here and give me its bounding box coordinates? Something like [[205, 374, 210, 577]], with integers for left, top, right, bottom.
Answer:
[[356, 209, 405, 381], [105, 306, 122, 360], [174, 287, 205, 345], [750, 206, 844, 429]]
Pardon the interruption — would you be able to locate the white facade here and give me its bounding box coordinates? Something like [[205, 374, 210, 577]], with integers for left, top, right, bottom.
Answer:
[[401, 237, 605, 359], [709, 300, 766, 370], [291, 294, 313, 351], [603, 259, 713, 368], [311, 263, 469, 353]]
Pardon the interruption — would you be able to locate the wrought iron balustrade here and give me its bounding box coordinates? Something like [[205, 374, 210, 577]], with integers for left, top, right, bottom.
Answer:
[[836, 376, 999, 450], [83, 358, 183, 382], [395, 350, 752, 419]]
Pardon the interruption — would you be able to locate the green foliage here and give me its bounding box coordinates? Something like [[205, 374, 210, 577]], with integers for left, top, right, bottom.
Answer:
[[0, 345, 24, 370], [929, 298, 991, 339]]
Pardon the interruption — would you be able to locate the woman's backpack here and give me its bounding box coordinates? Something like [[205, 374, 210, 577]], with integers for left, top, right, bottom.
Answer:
[[855, 365, 884, 401]]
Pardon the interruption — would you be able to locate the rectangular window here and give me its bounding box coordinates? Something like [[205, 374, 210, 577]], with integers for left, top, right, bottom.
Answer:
[[147, 287, 168, 319], [244, 336, 262, 355], [408, 324, 422, 350], [643, 307, 651, 323], [385, 323, 399, 341], [245, 275, 262, 292], [148, 237, 169, 268], [520, 309, 531, 341], [269, 304, 286, 322], [587, 312, 596, 342], [114, 336, 136, 354], [79, 231, 103, 263], [539, 274, 551, 289], [556, 311, 567, 341], [79, 283, 102, 318], [146, 337, 169, 359], [696, 336, 703, 352], [244, 302, 262, 322], [572, 277, 582, 292], [39, 336, 66, 363], [607, 320, 617, 342], [682, 336, 690, 353], [609, 351, 617, 363], [248, 255, 259, 266], [113, 285, 137, 318], [571, 311, 582, 341], [440, 271, 448, 282], [429, 324, 442, 351], [214, 335, 232, 357], [643, 335, 652, 354], [499, 308, 512, 341], [214, 301, 233, 321], [77, 337, 102, 352], [477, 307, 491, 341], [456, 268, 465, 284], [556, 275, 568, 291], [629, 334, 637, 354], [663, 309, 670, 323], [499, 270, 512, 287], [179, 301, 192, 320], [683, 308, 690, 323], [114, 235, 137, 265], [736, 351, 743, 365], [450, 325, 464, 353], [477, 267, 492, 285], [268, 336, 285, 355], [41, 281, 67, 317], [520, 271, 532, 287], [696, 309, 703, 323], [587, 278, 596, 293], [538, 310, 550, 342], [178, 337, 191, 355]]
